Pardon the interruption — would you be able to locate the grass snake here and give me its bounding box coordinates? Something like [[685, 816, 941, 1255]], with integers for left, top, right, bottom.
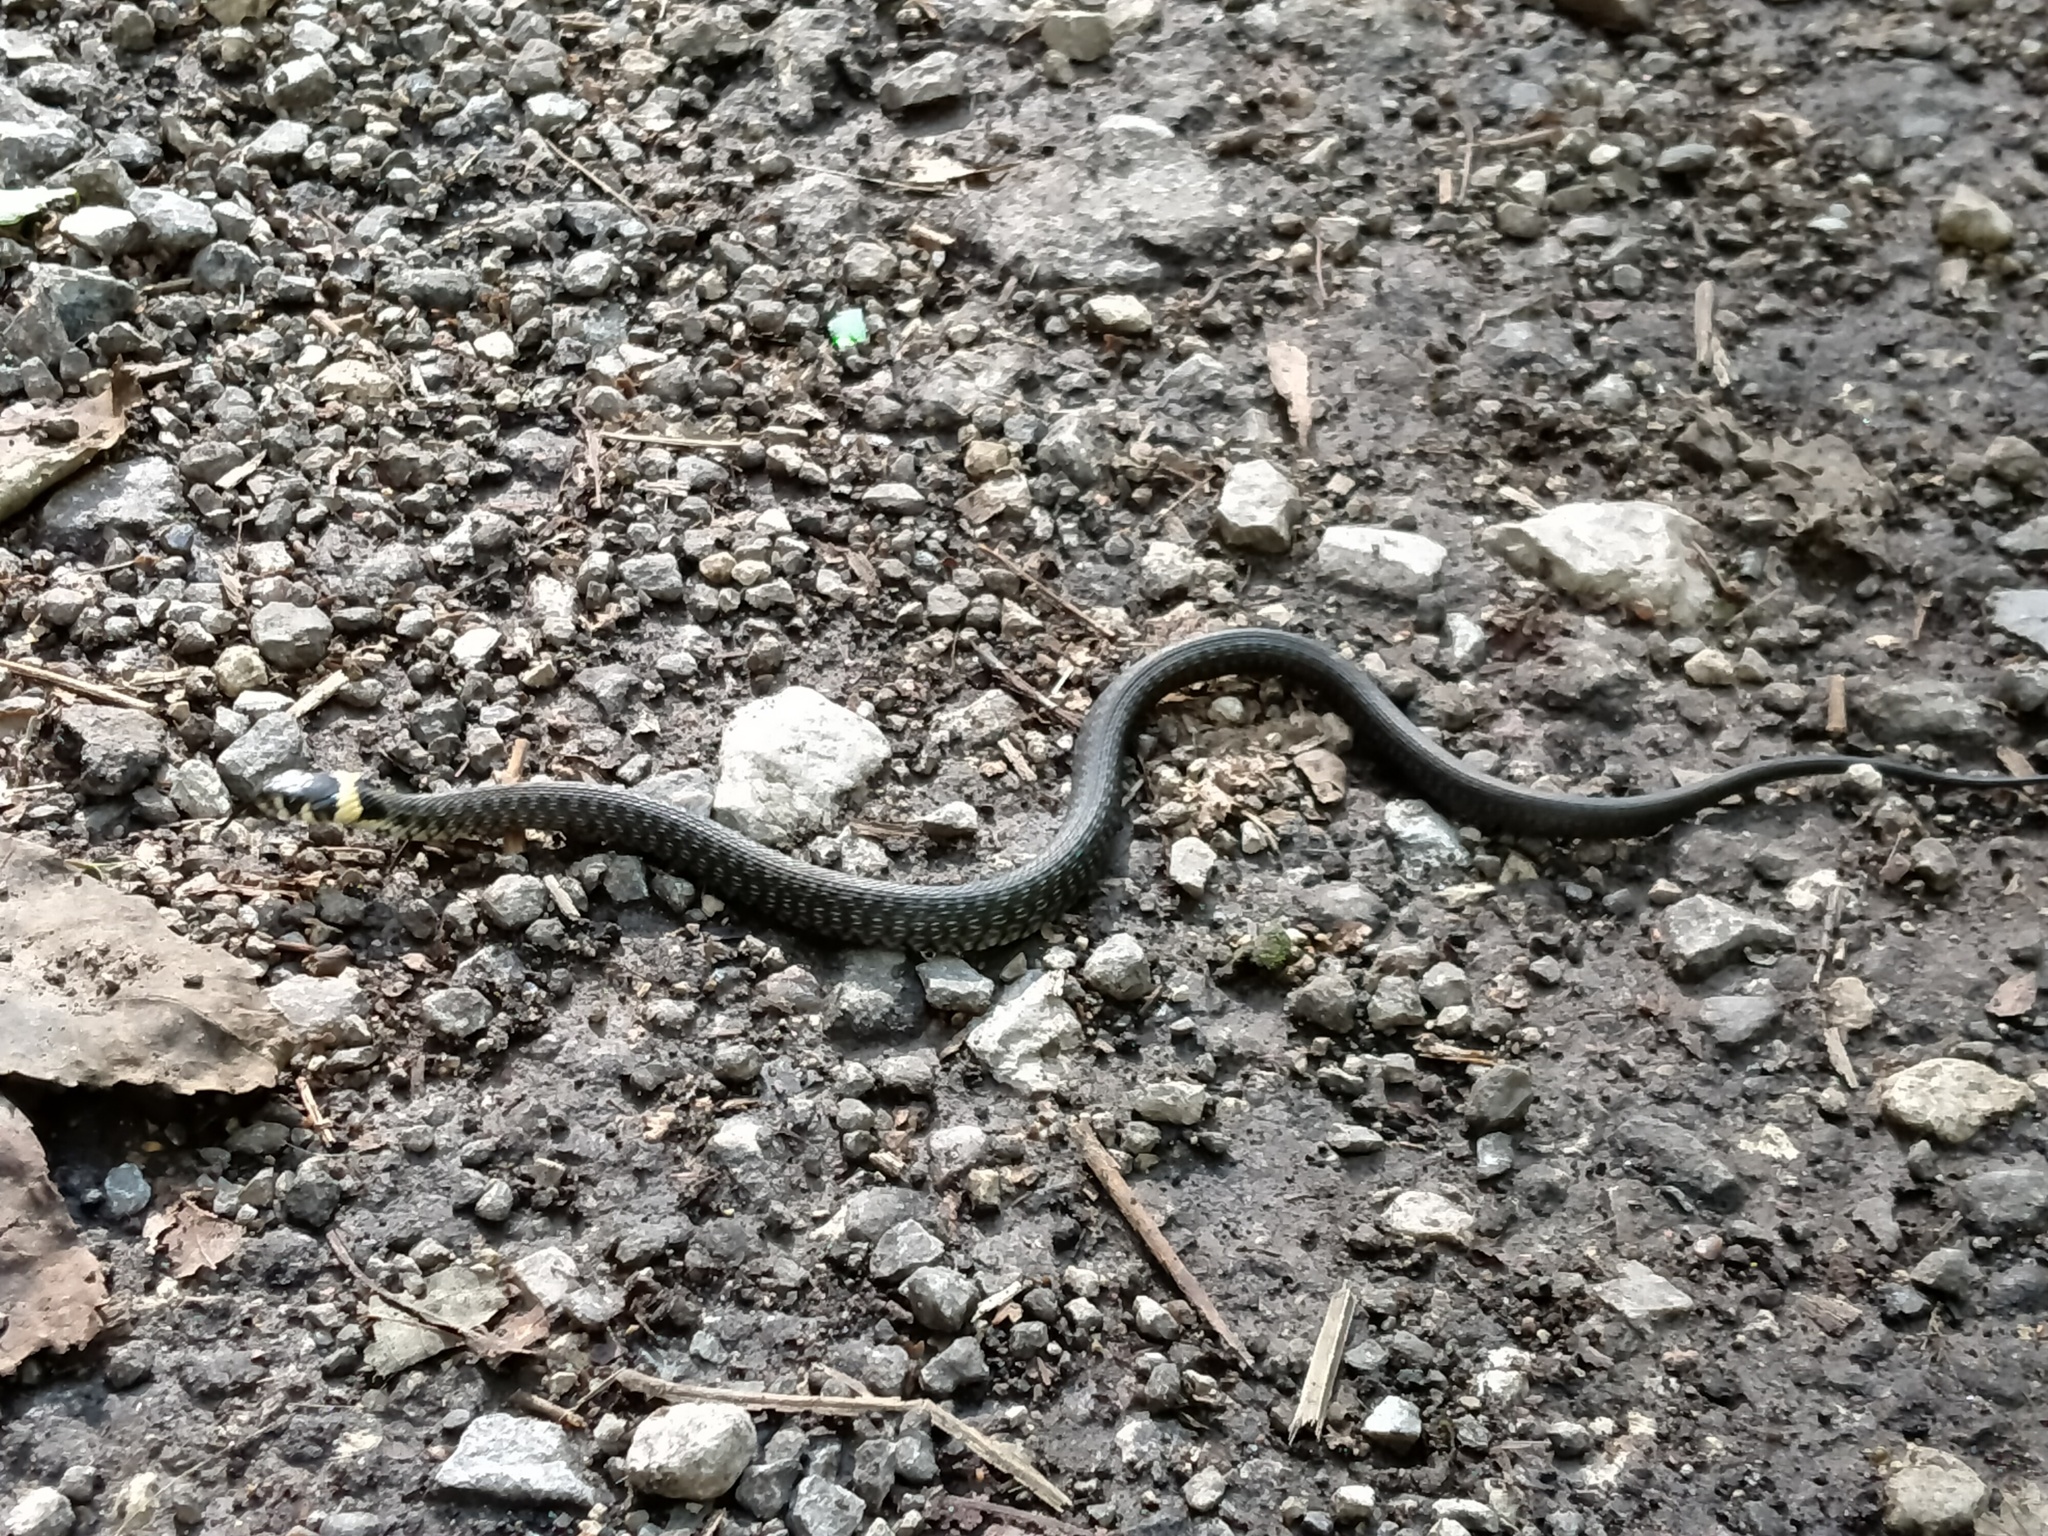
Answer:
[[260, 627, 2048, 951]]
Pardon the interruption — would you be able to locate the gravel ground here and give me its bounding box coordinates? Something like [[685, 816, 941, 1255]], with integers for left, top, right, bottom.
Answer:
[[5, 0, 2048, 1532]]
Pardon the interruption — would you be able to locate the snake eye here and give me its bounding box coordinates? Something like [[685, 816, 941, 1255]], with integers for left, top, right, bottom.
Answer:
[[260, 770, 341, 822]]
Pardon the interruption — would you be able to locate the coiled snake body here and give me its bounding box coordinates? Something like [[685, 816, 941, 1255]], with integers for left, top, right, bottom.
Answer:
[[261, 628, 2048, 951]]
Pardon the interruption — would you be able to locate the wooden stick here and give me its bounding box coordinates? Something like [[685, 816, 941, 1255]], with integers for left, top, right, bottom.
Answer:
[[296, 1073, 336, 1147], [972, 641, 1081, 729], [508, 1389, 587, 1430], [972, 542, 1117, 641], [1289, 1283, 1355, 1441], [528, 131, 652, 222], [0, 654, 153, 712], [1825, 675, 1848, 735], [288, 669, 349, 720], [600, 430, 743, 451], [607, 1371, 1072, 1513], [1069, 1118, 1253, 1367], [930, 1494, 1097, 1536]]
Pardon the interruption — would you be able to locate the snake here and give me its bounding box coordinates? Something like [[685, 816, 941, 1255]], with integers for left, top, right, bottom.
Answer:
[[258, 627, 2048, 952]]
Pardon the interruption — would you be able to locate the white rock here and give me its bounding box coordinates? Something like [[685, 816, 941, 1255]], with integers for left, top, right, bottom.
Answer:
[[1479, 500, 1713, 627], [1882, 1445, 1989, 1536], [1316, 526, 1447, 598], [1877, 1058, 2034, 1145], [1168, 835, 1217, 896], [714, 685, 891, 845], [1935, 184, 2014, 252], [1131, 1080, 1207, 1124], [1332, 1485, 1377, 1522], [510, 1246, 579, 1309], [1215, 460, 1300, 553], [916, 956, 995, 1014], [1381, 1190, 1474, 1243], [709, 1116, 765, 1163], [1041, 8, 1114, 58], [966, 972, 1081, 1093], [432, 1414, 607, 1507], [6, 1488, 73, 1536], [1384, 799, 1467, 876], [625, 1403, 758, 1500], [1183, 1466, 1228, 1514], [926, 1124, 990, 1186], [1081, 294, 1152, 335], [1593, 1259, 1693, 1324], [1362, 1396, 1422, 1452], [1080, 932, 1151, 1001]]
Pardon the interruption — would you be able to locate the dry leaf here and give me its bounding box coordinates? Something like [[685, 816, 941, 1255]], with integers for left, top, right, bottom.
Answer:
[[0, 374, 139, 524], [1266, 341, 1312, 450], [472, 1300, 550, 1361], [0, 1092, 108, 1374], [1292, 747, 1348, 804], [1988, 973, 2038, 1019], [143, 1196, 243, 1278]]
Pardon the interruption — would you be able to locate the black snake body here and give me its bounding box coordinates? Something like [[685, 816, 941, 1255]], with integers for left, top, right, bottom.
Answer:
[[260, 628, 2048, 951]]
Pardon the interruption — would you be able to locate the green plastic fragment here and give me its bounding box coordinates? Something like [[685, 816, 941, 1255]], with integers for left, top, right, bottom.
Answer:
[[828, 307, 868, 350]]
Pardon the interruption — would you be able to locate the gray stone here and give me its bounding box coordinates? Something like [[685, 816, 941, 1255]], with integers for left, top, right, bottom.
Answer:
[[263, 55, 339, 112], [870, 1219, 945, 1282], [918, 1335, 989, 1395], [0, 87, 91, 185], [480, 874, 549, 930], [1215, 460, 1299, 553], [57, 704, 165, 797], [190, 240, 258, 293], [1989, 589, 2048, 654], [58, 205, 139, 260], [1465, 1066, 1533, 1132], [431, 1413, 606, 1507], [619, 552, 687, 602], [249, 601, 332, 672], [383, 265, 480, 311], [1612, 1115, 1744, 1212], [1882, 1445, 1989, 1535], [1659, 894, 1794, 978], [281, 1161, 341, 1227], [37, 456, 179, 554], [1701, 985, 1782, 1049], [734, 1428, 806, 1516], [624, 1402, 756, 1500], [1385, 799, 1467, 876], [128, 188, 216, 252], [900, 1266, 979, 1332], [421, 987, 494, 1041], [1957, 1168, 2048, 1237], [1935, 185, 2013, 253], [925, 1125, 988, 1186], [1593, 1259, 1694, 1324], [265, 970, 364, 1037], [1041, 9, 1113, 58], [916, 956, 994, 1014], [1655, 142, 1720, 175], [1907, 1246, 1979, 1300], [246, 120, 312, 165], [1168, 835, 1216, 896], [1856, 678, 1988, 744], [216, 713, 309, 803], [1287, 971, 1357, 1031], [1036, 410, 1112, 487], [1080, 932, 1151, 1001], [878, 50, 965, 112], [1316, 526, 1447, 598], [1132, 1080, 1207, 1125], [1367, 974, 1427, 1031], [102, 1162, 150, 1218], [787, 1476, 867, 1536], [714, 685, 890, 846], [166, 758, 231, 820], [976, 114, 1230, 285]]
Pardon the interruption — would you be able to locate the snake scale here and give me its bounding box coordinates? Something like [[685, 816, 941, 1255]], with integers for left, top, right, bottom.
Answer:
[[260, 627, 2048, 951]]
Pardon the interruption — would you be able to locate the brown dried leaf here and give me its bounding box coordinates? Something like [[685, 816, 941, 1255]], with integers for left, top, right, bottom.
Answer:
[[142, 1196, 243, 1279], [0, 1092, 109, 1374], [471, 1300, 549, 1361], [0, 374, 137, 525], [1989, 973, 2038, 1020], [1266, 340, 1312, 451], [1291, 747, 1348, 805]]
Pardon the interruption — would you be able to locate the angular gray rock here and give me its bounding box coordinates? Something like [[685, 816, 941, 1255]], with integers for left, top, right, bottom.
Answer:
[[215, 713, 309, 803], [37, 456, 180, 554], [787, 1476, 867, 1536], [56, 704, 165, 797], [1659, 895, 1794, 978], [624, 1403, 757, 1500], [713, 686, 890, 846], [1612, 1115, 1744, 1211], [1317, 526, 1446, 598], [431, 1414, 606, 1507], [1956, 1168, 2048, 1237]]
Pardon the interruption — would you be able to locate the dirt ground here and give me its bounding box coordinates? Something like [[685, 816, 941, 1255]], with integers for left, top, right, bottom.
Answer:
[[4, 0, 2048, 1531]]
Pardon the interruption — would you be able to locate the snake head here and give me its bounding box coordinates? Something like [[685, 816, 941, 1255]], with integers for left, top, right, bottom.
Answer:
[[258, 770, 361, 824]]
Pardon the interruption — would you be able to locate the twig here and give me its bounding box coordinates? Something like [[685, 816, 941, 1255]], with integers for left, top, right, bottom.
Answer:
[[528, 132, 652, 222], [297, 1074, 336, 1147], [1289, 1284, 1355, 1441], [971, 542, 1117, 641], [599, 429, 743, 451], [1456, 112, 1477, 205], [497, 736, 528, 785], [1825, 675, 1848, 735], [326, 1231, 489, 1344], [0, 654, 154, 712], [1311, 233, 1327, 309], [972, 641, 1081, 729], [1473, 125, 1562, 152], [508, 1390, 587, 1430], [1068, 1118, 1253, 1368], [287, 669, 349, 720], [606, 1371, 1072, 1513]]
